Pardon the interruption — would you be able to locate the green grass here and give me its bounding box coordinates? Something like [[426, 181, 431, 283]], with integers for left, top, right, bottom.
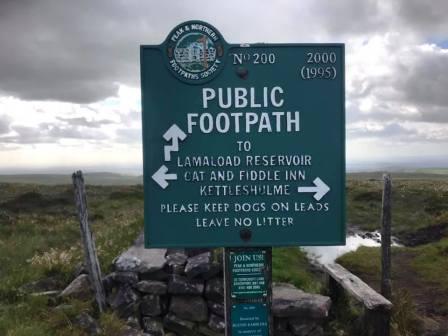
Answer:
[[0, 173, 142, 185], [337, 242, 448, 334], [0, 184, 143, 335], [0, 181, 325, 334], [412, 238, 448, 292], [415, 168, 448, 175], [1, 174, 448, 334], [347, 178, 448, 235], [335, 246, 381, 282], [272, 247, 321, 293], [337, 241, 448, 294]]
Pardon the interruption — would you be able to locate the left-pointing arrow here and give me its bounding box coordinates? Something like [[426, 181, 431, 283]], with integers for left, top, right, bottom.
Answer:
[[152, 165, 177, 189]]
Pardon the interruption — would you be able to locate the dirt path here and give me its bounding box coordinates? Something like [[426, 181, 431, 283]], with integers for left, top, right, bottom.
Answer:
[[392, 251, 448, 329], [355, 249, 448, 334]]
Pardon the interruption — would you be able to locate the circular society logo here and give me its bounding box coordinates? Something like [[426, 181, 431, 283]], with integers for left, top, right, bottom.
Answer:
[[166, 21, 225, 84]]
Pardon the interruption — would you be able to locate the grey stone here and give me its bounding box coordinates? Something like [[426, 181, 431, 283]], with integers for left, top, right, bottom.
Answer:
[[198, 324, 223, 336], [169, 296, 208, 322], [113, 272, 139, 284], [168, 274, 204, 295], [103, 272, 139, 291], [114, 233, 167, 274], [186, 248, 211, 257], [184, 252, 221, 279], [208, 314, 225, 333], [170, 264, 185, 275], [108, 285, 140, 318], [73, 312, 101, 335], [126, 316, 140, 329], [288, 319, 323, 336], [207, 301, 224, 317], [272, 283, 331, 319], [274, 317, 289, 334], [140, 295, 162, 317], [163, 313, 197, 336], [73, 262, 88, 278], [275, 318, 290, 332], [59, 274, 92, 300], [135, 280, 167, 295], [205, 278, 223, 301], [308, 326, 324, 336], [166, 249, 188, 274], [275, 331, 294, 336], [140, 269, 170, 281], [160, 296, 169, 314], [119, 326, 145, 336], [142, 317, 165, 336], [102, 274, 116, 293]]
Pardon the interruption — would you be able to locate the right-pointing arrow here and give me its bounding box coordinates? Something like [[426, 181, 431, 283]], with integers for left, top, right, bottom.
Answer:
[[297, 177, 330, 201], [152, 165, 177, 189]]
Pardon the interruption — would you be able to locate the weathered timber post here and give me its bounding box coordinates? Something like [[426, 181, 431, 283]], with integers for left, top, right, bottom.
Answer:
[[72, 171, 107, 313], [380, 173, 392, 336], [365, 307, 391, 336], [327, 275, 344, 307], [323, 263, 393, 336], [381, 174, 392, 300]]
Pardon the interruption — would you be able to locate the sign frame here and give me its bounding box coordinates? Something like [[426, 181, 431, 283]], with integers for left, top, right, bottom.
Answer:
[[141, 20, 346, 248]]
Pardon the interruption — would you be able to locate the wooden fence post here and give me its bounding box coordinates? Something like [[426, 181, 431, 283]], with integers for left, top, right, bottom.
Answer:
[[380, 173, 392, 336], [324, 263, 393, 336], [364, 307, 391, 336], [72, 171, 107, 313], [381, 174, 392, 301]]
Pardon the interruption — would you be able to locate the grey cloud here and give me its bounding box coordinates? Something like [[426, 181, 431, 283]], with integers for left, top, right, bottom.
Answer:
[[398, 50, 448, 110], [0, 122, 108, 144], [56, 116, 116, 128], [0, 0, 197, 103], [0, 0, 410, 105], [46, 125, 107, 140], [415, 106, 448, 124], [309, 0, 448, 38], [393, 0, 448, 37], [348, 45, 448, 124], [1, 0, 447, 107], [0, 115, 12, 134], [348, 123, 415, 139], [120, 110, 141, 126], [308, 0, 390, 37], [5, 125, 44, 144], [116, 128, 141, 143], [348, 122, 448, 143], [127, 111, 141, 122]]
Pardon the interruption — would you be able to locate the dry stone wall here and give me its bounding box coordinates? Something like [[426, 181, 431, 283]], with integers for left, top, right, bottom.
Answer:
[[70, 234, 331, 335]]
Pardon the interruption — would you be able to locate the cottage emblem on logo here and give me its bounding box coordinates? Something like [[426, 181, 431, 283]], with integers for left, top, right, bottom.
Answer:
[[166, 21, 225, 83]]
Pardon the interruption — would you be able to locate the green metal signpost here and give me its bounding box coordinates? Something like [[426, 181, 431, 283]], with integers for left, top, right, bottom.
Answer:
[[140, 20, 345, 336]]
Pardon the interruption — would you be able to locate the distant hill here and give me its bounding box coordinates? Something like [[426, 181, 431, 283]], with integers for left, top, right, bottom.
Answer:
[[415, 168, 448, 175], [348, 171, 448, 180], [0, 172, 143, 185], [0, 169, 447, 185]]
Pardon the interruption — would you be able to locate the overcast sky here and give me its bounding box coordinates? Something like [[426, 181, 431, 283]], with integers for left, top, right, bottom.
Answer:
[[0, 0, 447, 173]]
